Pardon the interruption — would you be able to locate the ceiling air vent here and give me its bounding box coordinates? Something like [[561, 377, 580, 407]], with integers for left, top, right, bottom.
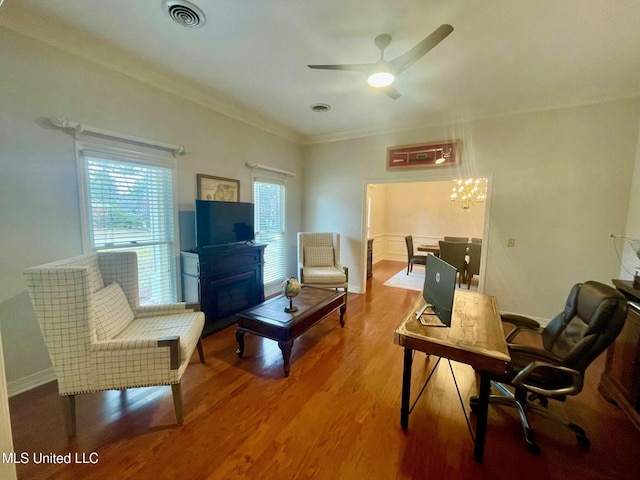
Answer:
[[311, 103, 331, 113], [162, 1, 206, 28]]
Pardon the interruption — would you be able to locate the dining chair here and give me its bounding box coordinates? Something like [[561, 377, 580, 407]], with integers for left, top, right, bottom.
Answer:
[[444, 236, 469, 243], [438, 240, 468, 287], [466, 242, 481, 288], [404, 235, 427, 274]]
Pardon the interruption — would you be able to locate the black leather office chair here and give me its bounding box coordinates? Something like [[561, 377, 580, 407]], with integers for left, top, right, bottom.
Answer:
[[404, 235, 426, 275], [472, 281, 628, 454]]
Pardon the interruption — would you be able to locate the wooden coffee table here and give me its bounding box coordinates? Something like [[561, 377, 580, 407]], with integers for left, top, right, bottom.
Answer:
[[235, 286, 346, 377]]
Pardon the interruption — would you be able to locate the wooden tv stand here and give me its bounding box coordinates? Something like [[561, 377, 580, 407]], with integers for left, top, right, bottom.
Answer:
[[181, 243, 266, 336]]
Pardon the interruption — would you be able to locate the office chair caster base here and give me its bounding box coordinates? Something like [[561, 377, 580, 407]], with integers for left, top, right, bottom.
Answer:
[[526, 441, 541, 455], [568, 423, 591, 448], [529, 393, 548, 407]]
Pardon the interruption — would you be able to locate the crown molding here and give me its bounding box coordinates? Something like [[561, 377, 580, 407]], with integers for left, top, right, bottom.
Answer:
[[301, 93, 640, 145], [0, 4, 303, 144]]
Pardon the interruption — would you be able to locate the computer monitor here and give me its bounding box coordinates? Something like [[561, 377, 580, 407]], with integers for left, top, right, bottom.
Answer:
[[415, 255, 458, 327]]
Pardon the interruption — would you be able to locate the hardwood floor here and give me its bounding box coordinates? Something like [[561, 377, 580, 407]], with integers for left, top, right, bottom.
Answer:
[[9, 260, 640, 479]]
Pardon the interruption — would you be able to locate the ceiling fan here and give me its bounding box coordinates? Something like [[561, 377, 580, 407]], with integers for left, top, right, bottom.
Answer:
[[308, 24, 453, 99]]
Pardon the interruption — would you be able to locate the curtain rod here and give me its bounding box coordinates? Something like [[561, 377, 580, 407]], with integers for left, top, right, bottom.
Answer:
[[245, 162, 296, 177], [49, 117, 185, 156]]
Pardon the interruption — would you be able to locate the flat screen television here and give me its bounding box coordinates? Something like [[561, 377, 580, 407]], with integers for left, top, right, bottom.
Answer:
[[415, 254, 458, 327], [195, 200, 255, 247]]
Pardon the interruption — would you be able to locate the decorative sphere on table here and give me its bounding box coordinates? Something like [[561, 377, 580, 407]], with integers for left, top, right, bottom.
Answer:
[[281, 277, 301, 313]]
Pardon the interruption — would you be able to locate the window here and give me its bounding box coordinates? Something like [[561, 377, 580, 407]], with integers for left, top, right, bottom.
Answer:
[[253, 178, 286, 287], [77, 144, 178, 305]]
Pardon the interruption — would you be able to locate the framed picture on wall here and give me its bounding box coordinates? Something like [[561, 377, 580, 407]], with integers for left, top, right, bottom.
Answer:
[[387, 140, 460, 169], [197, 174, 240, 202]]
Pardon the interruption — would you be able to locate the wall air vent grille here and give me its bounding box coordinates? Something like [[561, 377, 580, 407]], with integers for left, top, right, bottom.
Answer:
[[163, 1, 206, 28]]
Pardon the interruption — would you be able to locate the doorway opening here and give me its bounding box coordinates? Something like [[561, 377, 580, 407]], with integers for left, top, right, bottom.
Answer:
[[362, 178, 490, 294]]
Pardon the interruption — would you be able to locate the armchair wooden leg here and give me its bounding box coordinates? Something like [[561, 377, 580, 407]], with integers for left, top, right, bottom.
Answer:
[[62, 395, 76, 437], [171, 383, 184, 425], [197, 339, 205, 363]]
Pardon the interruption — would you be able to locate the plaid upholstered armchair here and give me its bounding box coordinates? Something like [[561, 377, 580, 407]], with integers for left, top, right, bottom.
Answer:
[[23, 251, 205, 436], [297, 232, 348, 292]]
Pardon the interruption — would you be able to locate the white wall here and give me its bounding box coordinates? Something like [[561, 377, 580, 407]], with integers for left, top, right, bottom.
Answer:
[[620, 122, 640, 278], [0, 27, 303, 389], [303, 100, 640, 317], [384, 180, 485, 238], [367, 184, 387, 239]]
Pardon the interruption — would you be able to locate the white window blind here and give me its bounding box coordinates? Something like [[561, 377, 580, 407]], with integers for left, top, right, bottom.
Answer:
[[253, 178, 286, 287], [78, 147, 177, 305]]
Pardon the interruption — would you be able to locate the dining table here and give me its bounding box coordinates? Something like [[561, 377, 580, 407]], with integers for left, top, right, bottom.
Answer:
[[417, 244, 440, 256]]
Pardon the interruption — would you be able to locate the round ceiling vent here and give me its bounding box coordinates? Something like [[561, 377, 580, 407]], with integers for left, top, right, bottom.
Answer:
[[162, 1, 206, 28], [311, 103, 331, 113]]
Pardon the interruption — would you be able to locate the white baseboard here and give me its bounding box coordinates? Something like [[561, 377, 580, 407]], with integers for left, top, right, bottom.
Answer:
[[7, 368, 55, 398]]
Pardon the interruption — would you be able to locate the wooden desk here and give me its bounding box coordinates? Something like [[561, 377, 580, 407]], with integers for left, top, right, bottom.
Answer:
[[393, 291, 510, 463]]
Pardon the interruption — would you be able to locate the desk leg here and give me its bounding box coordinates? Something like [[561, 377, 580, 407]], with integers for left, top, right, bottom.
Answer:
[[473, 372, 491, 463], [400, 347, 413, 429]]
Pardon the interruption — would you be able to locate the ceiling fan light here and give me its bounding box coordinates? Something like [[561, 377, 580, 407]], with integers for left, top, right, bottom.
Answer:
[[367, 71, 395, 88]]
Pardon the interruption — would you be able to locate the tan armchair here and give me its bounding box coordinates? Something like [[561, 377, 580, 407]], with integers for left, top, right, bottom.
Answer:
[[23, 251, 205, 436], [297, 232, 348, 292]]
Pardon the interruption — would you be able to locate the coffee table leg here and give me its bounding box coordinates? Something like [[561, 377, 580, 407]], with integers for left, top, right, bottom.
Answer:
[[339, 303, 346, 327], [277, 341, 293, 377], [235, 329, 245, 358]]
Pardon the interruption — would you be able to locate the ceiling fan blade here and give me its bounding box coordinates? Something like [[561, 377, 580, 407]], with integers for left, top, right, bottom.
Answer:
[[389, 24, 454, 74], [308, 63, 374, 73], [383, 86, 402, 100]]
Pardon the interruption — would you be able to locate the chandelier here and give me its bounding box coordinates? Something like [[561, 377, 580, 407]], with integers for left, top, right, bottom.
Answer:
[[450, 178, 487, 210]]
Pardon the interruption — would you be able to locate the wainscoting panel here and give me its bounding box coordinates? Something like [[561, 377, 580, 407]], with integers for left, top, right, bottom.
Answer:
[[383, 234, 441, 263]]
